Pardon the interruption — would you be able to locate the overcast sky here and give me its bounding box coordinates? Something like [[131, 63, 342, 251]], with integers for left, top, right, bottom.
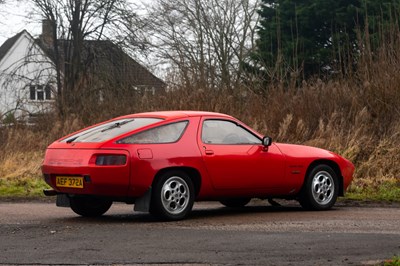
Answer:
[[0, 1, 37, 44]]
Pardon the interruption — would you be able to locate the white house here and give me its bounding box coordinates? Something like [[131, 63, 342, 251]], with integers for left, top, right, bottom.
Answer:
[[0, 30, 56, 121], [0, 21, 166, 122]]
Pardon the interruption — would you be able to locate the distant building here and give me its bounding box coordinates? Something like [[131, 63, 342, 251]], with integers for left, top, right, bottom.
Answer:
[[0, 21, 165, 121]]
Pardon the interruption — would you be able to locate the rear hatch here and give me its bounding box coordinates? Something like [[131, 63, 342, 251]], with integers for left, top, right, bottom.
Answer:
[[42, 145, 130, 197]]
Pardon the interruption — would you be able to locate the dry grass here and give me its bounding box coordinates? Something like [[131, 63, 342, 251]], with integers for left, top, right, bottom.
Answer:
[[1, 74, 398, 197]]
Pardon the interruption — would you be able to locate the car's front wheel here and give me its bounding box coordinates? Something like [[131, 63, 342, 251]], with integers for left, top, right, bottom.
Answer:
[[150, 170, 195, 221], [70, 196, 112, 217], [299, 164, 339, 210]]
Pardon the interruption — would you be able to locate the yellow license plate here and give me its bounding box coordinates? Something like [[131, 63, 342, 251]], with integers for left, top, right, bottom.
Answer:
[[56, 176, 84, 188]]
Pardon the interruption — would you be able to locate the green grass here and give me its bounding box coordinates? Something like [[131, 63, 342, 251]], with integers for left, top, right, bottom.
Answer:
[[1, 175, 399, 203], [383, 256, 400, 266], [345, 179, 400, 202], [0, 176, 50, 199]]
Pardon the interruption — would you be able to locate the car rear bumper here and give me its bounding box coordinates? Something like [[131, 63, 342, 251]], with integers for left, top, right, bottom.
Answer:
[[42, 148, 131, 197]]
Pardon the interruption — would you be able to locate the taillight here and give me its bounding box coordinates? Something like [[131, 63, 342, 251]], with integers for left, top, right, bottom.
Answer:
[[94, 155, 127, 166]]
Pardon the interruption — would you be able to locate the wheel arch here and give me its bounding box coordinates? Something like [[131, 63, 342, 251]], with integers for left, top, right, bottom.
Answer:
[[152, 166, 202, 197], [303, 159, 344, 196]]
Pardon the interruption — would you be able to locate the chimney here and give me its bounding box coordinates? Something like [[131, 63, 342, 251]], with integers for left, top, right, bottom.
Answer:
[[41, 19, 54, 47]]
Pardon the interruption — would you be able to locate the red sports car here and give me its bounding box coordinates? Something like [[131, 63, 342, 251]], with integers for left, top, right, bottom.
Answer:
[[42, 111, 355, 220]]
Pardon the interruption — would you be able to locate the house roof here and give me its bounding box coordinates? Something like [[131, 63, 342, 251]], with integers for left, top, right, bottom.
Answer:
[[35, 38, 166, 89], [83, 40, 166, 88], [0, 30, 26, 63]]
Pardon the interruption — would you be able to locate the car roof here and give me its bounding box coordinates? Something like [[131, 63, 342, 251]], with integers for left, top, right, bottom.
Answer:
[[116, 111, 234, 121]]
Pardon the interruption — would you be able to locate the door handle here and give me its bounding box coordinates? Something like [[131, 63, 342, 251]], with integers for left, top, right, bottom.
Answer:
[[205, 150, 214, 155]]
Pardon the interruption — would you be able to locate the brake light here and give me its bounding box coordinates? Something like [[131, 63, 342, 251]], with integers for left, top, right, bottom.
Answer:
[[94, 155, 127, 166]]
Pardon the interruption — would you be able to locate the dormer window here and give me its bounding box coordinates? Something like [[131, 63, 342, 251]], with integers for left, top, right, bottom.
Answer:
[[29, 85, 52, 101]]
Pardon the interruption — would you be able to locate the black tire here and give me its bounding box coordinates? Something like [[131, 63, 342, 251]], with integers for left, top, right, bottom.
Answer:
[[299, 164, 339, 210], [150, 170, 195, 221], [70, 196, 112, 217], [220, 198, 251, 208]]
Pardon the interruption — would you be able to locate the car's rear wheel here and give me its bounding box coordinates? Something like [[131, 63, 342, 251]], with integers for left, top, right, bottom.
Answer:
[[151, 170, 195, 221], [299, 164, 339, 210], [219, 198, 251, 208], [70, 196, 112, 217]]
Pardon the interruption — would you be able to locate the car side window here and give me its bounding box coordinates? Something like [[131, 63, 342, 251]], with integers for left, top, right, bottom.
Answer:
[[117, 121, 188, 144], [202, 120, 261, 145]]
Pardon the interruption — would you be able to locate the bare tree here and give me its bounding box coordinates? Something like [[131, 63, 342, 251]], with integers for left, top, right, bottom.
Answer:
[[145, 0, 259, 91], [30, 0, 138, 117]]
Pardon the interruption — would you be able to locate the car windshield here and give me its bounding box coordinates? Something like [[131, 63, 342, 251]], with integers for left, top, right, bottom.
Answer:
[[62, 118, 163, 143]]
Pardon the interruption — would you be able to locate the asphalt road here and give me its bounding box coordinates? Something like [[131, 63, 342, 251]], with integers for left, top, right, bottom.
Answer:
[[0, 200, 399, 266]]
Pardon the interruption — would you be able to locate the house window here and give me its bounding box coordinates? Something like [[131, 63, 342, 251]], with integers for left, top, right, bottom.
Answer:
[[29, 85, 52, 101]]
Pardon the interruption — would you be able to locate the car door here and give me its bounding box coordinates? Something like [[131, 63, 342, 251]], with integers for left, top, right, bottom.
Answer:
[[200, 118, 286, 190]]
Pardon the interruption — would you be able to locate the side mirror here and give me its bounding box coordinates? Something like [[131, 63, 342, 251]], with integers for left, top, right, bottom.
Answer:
[[262, 136, 272, 147]]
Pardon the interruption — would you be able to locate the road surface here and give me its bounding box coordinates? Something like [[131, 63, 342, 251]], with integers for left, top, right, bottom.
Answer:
[[0, 200, 399, 265]]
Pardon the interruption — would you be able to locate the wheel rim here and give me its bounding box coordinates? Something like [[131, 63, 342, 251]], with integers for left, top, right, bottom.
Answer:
[[311, 171, 334, 205], [161, 176, 190, 215]]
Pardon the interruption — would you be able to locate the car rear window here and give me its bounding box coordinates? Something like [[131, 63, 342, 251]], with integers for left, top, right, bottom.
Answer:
[[117, 121, 188, 144], [62, 118, 163, 143]]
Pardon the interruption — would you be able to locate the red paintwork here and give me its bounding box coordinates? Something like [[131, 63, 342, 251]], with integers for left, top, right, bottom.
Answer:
[[42, 111, 355, 200]]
